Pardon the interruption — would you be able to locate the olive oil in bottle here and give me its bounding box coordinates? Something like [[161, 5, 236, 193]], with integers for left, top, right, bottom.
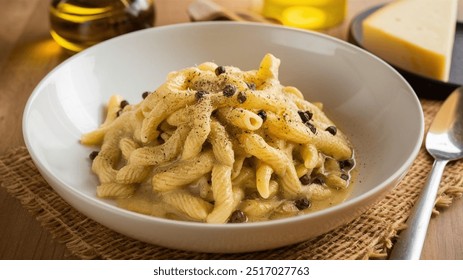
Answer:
[[262, 0, 346, 30], [49, 0, 155, 53]]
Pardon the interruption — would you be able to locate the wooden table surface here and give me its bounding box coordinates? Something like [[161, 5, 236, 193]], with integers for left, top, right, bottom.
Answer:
[[1, 0, 462, 260]]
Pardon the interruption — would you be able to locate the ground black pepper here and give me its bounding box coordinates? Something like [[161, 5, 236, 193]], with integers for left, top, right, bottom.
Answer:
[[246, 82, 256, 90]]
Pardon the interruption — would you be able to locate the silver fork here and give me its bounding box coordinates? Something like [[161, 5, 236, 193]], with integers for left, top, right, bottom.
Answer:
[[389, 87, 463, 260]]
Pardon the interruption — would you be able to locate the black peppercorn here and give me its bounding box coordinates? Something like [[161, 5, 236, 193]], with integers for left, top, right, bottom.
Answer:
[[257, 110, 267, 121], [298, 110, 313, 123], [311, 177, 325, 185], [215, 66, 226, 76], [299, 174, 311, 185], [142, 91, 150, 99], [339, 159, 355, 170], [120, 100, 129, 109], [228, 210, 247, 223], [295, 198, 311, 210], [222, 84, 236, 97], [306, 122, 317, 134], [89, 151, 99, 160], [237, 92, 247, 103], [195, 90, 209, 100], [325, 126, 337, 136], [340, 173, 349, 181]]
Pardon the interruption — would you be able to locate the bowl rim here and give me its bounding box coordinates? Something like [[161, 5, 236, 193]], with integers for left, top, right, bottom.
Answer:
[[22, 21, 425, 230]]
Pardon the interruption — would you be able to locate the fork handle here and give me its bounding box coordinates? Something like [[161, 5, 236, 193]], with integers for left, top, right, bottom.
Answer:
[[389, 159, 449, 260]]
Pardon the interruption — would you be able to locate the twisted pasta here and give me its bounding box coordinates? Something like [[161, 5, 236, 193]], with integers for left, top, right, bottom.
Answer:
[[81, 54, 355, 223]]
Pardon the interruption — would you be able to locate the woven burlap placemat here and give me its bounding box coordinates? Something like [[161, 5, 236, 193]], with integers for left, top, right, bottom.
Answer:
[[1, 99, 462, 260]]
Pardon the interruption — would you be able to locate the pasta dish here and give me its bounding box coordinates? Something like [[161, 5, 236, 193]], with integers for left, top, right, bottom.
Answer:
[[81, 54, 355, 223]]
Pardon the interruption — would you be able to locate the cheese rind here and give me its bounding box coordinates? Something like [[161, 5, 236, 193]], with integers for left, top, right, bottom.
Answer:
[[362, 0, 457, 81]]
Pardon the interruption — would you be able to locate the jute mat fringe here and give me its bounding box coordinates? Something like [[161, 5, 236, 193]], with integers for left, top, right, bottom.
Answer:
[[1, 100, 462, 259]]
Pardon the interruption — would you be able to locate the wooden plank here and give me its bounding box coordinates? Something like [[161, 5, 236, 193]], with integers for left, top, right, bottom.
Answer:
[[0, 0, 74, 260], [422, 197, 463, 259]]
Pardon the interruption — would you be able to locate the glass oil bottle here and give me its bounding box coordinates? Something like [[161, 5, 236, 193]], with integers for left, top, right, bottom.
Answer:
[[262, 0, 346, 30], [49, 0, 155, 53]]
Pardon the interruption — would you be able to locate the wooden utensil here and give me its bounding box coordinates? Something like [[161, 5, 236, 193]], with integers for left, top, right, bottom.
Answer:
[[188, 0, 276, 24]]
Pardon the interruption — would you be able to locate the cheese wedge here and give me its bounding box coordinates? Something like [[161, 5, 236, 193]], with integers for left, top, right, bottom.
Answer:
[[362, 0, 457, 81]]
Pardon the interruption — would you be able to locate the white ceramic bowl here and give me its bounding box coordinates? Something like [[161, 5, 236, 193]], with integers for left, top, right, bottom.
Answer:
[[23, 22, 424, 253]]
